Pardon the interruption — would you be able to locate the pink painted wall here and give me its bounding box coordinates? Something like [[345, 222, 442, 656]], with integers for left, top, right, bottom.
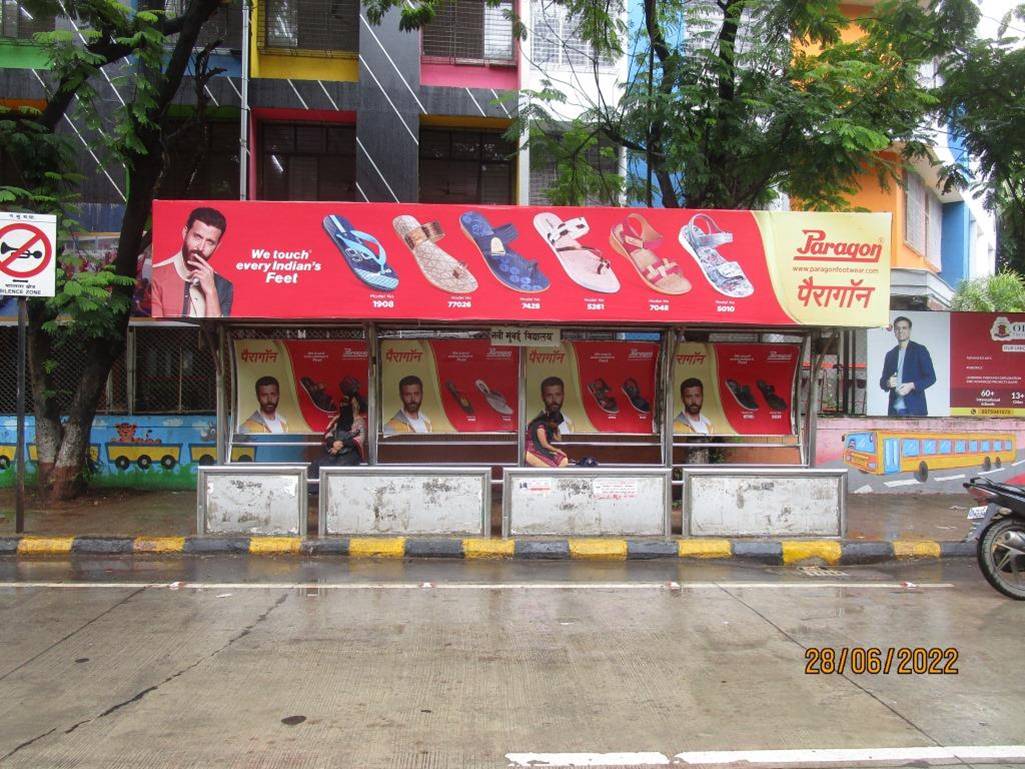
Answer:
[[420, 62, 518, 90]]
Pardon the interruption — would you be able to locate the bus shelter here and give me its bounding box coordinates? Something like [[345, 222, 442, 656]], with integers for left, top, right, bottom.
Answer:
[[151, 200, 891, 538]]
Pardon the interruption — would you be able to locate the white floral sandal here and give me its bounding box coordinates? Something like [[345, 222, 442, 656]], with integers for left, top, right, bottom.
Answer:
[[677, 213, 754, 298]]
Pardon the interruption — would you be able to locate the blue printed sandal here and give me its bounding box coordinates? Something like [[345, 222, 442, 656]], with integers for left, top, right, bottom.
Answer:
[[459, 210, 550, 293], [323, 215, 399, 291]]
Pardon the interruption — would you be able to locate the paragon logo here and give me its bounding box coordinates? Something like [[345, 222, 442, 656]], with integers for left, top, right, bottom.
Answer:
[[528, 350, 565, 364], [794, 229, 883, 263], [990, 316, 1025, 341]]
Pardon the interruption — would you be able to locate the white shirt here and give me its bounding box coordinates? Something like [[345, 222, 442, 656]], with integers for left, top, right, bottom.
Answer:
[[678, 411, 712, 435], [263, 414, 285, 434], [406, 412, 428, 433]]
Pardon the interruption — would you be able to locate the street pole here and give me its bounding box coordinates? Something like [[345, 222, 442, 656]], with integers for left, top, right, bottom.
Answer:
[[15, 297, 27, 533]]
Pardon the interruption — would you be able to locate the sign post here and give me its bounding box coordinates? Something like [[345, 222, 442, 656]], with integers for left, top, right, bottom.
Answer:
[[1, 211, 57, 533]]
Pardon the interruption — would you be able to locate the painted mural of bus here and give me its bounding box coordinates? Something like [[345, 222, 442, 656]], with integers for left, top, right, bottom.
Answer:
[[188, 444, 256, 465], [106, 442, 182, 470], [0, 445, 15, 471], [843, 430, 1017, 482]]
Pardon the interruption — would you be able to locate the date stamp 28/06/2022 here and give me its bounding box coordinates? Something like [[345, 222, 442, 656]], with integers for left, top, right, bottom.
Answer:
[[805, 647, 959, 675]]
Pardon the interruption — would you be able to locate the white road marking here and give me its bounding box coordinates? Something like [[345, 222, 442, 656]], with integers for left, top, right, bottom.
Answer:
[[673, 745, 1025, 765], [0, 581, 955, 591], [979, 468, 1004, 475], [508, 754, 669, 766], [1012, 459, 1025, 467], [507, 745, 1025, 767], [934, 473, 966, 481], [884, 478, 920, 487]]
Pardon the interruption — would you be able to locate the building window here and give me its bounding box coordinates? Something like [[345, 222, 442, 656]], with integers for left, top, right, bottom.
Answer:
[[419, 128, 515, 204], [1, 0, 56, 40], [162, 119, 241, 199], [134, 327, 216, 413], [164, 0, 242, 50], [260, 122, 357, 201], [422, 0, 514, 64], [259, 0, 359, 55], [530, 0, 616, 71], [904, 172, 942, 265], [529, 137, 620, 205]]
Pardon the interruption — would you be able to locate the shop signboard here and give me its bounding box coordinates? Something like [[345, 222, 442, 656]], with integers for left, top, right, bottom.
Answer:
[[233, 339, 368, 434], [151, 200, 891, 326], [380, 339, 520, 434], [866, 311, 1025, 418], [524, 341, 660, 434], [671, 342, 800, 436]]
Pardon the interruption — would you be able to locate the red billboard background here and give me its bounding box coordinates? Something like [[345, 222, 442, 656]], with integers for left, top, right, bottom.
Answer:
[[151, 200, 890, 327]]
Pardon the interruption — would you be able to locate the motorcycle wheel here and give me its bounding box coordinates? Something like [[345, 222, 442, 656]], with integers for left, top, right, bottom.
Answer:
[[977, 518, 1025, 600]]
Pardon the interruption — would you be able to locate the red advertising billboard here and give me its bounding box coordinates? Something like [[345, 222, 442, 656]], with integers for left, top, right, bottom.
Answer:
[[151, 200, 891, 327], [950, 312, 1025, 417]]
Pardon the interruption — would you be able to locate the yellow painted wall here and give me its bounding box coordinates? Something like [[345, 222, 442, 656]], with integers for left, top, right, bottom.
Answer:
[[250, 0, 359, 82], [843, 159, 937, 272]]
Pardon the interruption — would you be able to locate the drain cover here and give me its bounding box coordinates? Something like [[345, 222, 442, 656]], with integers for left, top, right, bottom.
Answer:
[[798, 566, 849, 577]]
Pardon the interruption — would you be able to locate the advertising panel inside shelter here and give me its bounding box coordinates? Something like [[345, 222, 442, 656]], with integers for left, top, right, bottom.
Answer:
[[523, 341, 660, 434], [233, 339, 368, 434], [151, 201, 892, 327], [379, 339, 520, 434], [671, 343, 799, 436]]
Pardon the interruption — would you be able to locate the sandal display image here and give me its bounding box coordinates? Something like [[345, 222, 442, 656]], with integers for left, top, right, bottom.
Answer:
[[726, 379, 760, 411], [757, 380, 788, 411], [323, 215, 399, 292], [533, 212, 620, 294], [393, 215, 478, 294], [445, 380, 475, 415], [587, 378, 619, 414], [475, 379, 514, 415], [621, 378, 651, 414], [300, 377, 337, 414], [609, 213, 691, 296], [460, 211, 550, 293], [677, 213, 755, 298]]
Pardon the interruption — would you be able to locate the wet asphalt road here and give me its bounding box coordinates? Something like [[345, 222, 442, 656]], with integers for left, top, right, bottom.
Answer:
[[1, 556, 1024, 769]]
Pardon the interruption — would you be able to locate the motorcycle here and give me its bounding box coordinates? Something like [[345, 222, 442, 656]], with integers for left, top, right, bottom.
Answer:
[[964, 476, 1025, 599]]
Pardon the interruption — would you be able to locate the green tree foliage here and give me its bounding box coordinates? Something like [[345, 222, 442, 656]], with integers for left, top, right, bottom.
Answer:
[[937, 4, 1025, 275], [0, 0, 223, 499], [511, 0, 981, 208], [951, 270, 1025, 312]]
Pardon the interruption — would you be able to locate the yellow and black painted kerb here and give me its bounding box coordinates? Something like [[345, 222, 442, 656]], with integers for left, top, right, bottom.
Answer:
[[0, 535, 973, 563]]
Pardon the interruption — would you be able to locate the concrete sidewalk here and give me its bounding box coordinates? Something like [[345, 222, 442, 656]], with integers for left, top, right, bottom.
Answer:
[[0, 487, 978, 563]]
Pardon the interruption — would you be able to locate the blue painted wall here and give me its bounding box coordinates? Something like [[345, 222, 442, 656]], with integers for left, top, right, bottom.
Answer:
[[941, 201, 971, 288], [625, 0, 685, 207]]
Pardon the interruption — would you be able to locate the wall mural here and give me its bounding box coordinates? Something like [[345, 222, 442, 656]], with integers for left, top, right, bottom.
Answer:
[[0, 415, 253, 490], [816, 417, 1025, 494]]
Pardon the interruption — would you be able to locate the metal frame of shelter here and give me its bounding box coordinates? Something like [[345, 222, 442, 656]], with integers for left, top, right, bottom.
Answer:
[[219, 321, 826, 493]]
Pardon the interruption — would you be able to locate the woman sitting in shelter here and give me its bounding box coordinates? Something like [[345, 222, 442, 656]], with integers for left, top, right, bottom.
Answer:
[[313, 392, 366, 471], [524, 409, 570, 468]]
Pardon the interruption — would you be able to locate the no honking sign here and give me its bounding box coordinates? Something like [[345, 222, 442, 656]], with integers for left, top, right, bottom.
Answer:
[[0, 212, 58, 298]]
